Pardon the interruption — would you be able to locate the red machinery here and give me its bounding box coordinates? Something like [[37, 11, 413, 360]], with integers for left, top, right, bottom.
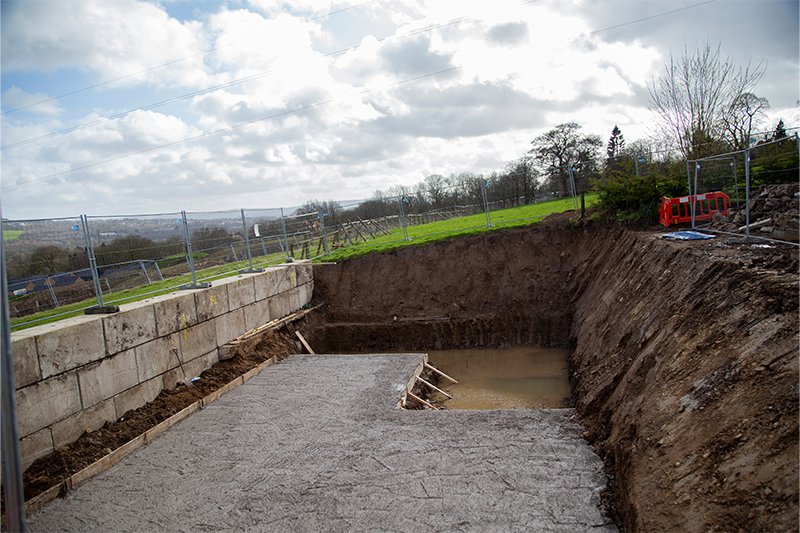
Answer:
[[659, 192, 731, 227]]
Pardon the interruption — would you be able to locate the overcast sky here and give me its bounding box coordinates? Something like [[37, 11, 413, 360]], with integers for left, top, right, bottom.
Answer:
[[1, 0, 798, 219]]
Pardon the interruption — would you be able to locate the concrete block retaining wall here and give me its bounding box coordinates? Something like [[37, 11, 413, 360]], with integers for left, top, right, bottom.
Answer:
[[11, 263, 313, 469]]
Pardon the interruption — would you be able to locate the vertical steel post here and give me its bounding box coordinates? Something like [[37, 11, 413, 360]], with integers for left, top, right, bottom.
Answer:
[[397, 196, 410, 241], [180, 211, 209, 290], [731, 156, 740, 210], [280, 208, 291, 261], [744, 148, 751, 238], [239, 209, 262, 273], [1, 207, 27, 533], [46, 276, 59, 307], [320, 213, 330, 255], [568, 167, 578, 209], [482, 181, 493, 227], [153, 260, 164, 281], [81, 214, 105, 308], [139, 260, 151, 284], [691, 163, 700, 228]]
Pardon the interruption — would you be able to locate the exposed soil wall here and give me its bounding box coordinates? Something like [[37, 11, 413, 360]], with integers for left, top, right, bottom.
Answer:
[[312, 216, 799, 531]]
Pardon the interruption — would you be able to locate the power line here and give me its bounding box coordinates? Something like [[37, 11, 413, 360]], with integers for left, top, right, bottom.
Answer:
[[2, 0, 719, 192], [0, 0, 379, 116]]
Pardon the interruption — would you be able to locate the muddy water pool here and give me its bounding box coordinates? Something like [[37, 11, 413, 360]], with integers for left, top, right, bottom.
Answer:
[[428, 346, 571, 409]]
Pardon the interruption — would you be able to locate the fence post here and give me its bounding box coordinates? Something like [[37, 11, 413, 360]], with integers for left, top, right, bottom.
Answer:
[[744, 148, 751, 239], [397, 195, 410, 241], [153, 260, 164, 281], [280, 207, 292, 261], [482, 180, 493, 228], [691, 162, 700, 229], [138, 260, 151, 284], [81, 214, 118, 314], [46, 276, 59, 307], [180, 210, 210, 290], [319, 212, 330, 255], [1, 210, 27, 533], [239, 209, 263, 273]]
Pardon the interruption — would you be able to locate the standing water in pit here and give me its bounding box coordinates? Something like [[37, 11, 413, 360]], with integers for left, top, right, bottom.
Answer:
[[428, 346, 571, 409]]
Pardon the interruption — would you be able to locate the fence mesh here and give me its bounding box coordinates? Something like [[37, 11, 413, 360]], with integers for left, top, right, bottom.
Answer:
[[690, 135, 799, 242]]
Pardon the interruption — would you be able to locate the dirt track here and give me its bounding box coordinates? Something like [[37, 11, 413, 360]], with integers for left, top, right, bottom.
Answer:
[[312, 215, 799, 531]]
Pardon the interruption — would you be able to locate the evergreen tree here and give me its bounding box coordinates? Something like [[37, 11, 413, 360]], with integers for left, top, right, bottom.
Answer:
[[606, 125, 625, 160], [773, 119, 787, 140]]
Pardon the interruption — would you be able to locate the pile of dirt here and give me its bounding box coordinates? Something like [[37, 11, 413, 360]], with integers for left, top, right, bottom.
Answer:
[[710, 183, 799, 241], [312, 215, 799, 531], [18, 314, 319, 502]]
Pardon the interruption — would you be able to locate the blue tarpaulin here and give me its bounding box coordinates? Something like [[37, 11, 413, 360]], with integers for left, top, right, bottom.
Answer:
[[661, 231, 716, 240]]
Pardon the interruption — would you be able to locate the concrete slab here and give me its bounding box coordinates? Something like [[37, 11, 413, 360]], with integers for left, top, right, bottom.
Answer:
[[11, 334, 40, 388], [150, 291, 197, 337], [20, 428, 53, 470], [28, 354, 615, 532], [227, 276, 256, 311], [37, 318, 105, 378], [103, 302, 157, 355], [78, 350, 139, 408], [178, 320, 217, 363], [16, 372, 82, 437], [193, 282, 229, 322]]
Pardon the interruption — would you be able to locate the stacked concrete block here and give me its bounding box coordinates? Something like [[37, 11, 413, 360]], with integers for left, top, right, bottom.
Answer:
[[10, 263, 314, 469]]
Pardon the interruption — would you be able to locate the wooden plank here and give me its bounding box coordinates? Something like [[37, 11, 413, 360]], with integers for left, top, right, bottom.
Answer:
[[415, 375, 453, 399], [356, 217, 376, 238], [144, 401, 201, 444], [424, 362, 458, 384], [25, 482, 66, 514], [200, 376, 244, 407], [69, 434, 146, 489], [243, 356, 276, 381], [407, 391, 438, 410], [295, 331, 315, 354]]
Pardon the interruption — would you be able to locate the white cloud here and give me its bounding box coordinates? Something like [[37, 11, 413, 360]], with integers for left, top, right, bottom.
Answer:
[[1, 0, 212, 89], [1, 87, 63, 116], [0, 0, 796, 219]]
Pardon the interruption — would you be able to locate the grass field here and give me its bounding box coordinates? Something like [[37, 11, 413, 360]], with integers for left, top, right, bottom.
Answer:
[[324, 195, 595, 261], [10, 195, 592, 330], [3, 229, 23, 241]]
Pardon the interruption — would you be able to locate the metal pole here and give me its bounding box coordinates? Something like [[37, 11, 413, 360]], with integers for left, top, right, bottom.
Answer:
[[47, 276, 59, 307], [691, 162, 700, 228], [280, 208, 291, 261], [139, 260, 151, 284], [239, 209, 262, 273], [153, 260, 164, 281], [81, 214, 107, 309], [731, 156, 740, 211], [744, 148, 751, 238], [1, 205, 27, 533], [568, 167, 578, 210], [482, 181, 492, 227], [180, 211, 209, 290], [320, 213, 330, 255], [397, 196, 410, 241]]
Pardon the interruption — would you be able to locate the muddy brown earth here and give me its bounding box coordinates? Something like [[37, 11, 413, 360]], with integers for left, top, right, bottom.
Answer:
[[312, 215, 799, 532]]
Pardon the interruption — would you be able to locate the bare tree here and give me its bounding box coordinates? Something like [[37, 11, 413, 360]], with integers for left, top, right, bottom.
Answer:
[[530, 122, 601, 196], [721, 92, 770, 150], [648, 42, 765, 159]]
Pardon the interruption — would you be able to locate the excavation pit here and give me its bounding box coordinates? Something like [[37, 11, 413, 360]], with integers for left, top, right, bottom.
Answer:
[[428, 346, 572, 410]]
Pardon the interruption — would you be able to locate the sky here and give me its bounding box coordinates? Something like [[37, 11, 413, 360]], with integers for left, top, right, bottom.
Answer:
[[1, 0, 798, 219]]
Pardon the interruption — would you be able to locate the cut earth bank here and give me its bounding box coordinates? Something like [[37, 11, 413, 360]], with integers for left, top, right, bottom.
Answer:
[[307, 214, 799, 532]]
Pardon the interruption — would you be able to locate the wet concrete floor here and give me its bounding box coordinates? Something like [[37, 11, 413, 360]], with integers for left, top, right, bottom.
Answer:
[[28, 354, 615, 532], [430, 346, 571, 409]]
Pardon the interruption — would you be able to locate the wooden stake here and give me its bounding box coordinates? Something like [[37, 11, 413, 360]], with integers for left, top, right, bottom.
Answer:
[[407, 391, 438, 410], [424, 363, 458, 384], [415, 376, 453, 399], [295, 331, 315, 354]]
